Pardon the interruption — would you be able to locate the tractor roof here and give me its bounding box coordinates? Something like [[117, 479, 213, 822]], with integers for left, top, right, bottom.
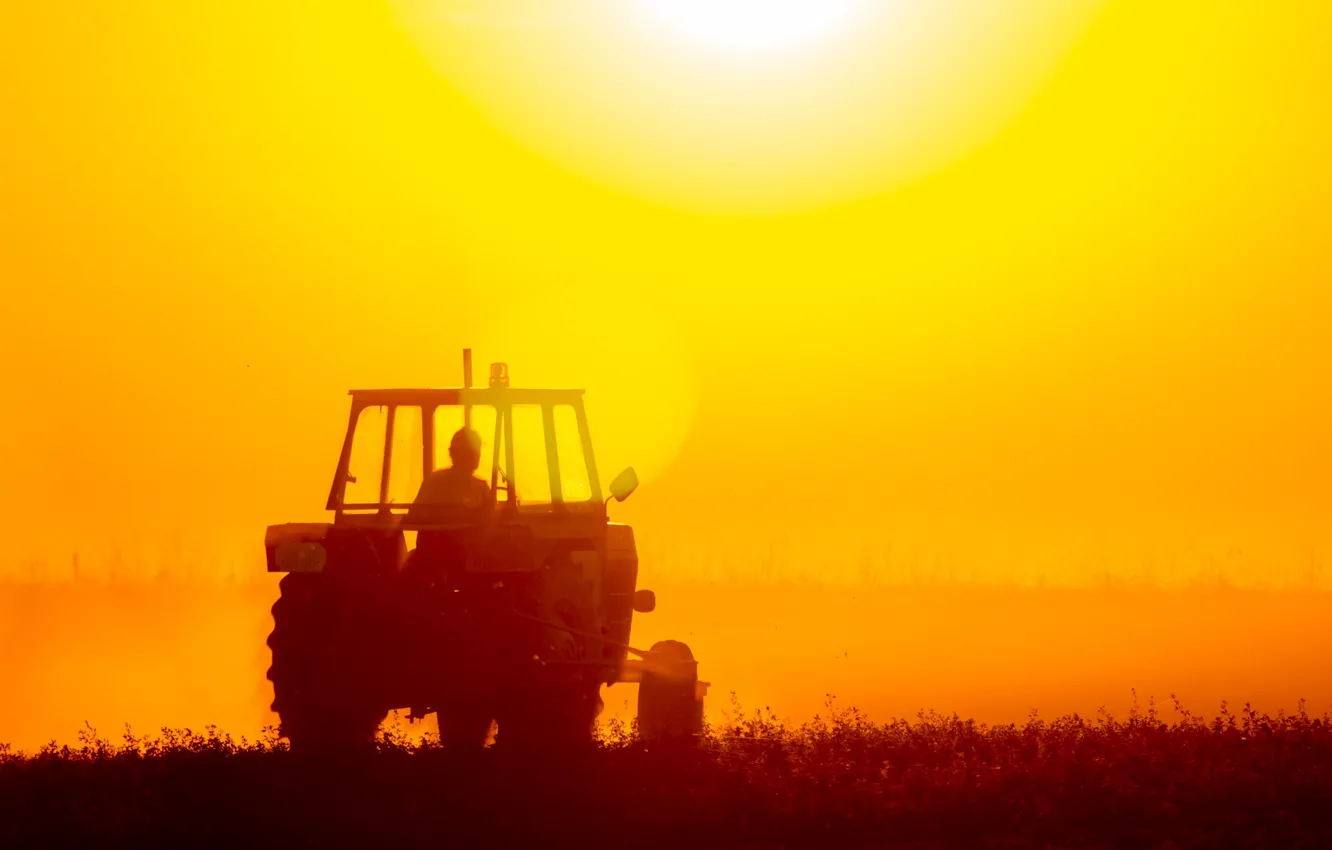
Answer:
[[348, 387, 586, 406]]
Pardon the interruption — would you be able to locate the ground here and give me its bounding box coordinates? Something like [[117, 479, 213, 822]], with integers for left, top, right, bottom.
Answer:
[[3, 702, 1330, 849]]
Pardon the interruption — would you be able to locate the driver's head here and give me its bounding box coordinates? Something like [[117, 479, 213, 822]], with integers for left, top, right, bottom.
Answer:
[[448, 426, 483, 473]]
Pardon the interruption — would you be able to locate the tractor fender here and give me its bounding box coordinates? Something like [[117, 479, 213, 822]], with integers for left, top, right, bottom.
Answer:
[[266, 523, 405, 577]]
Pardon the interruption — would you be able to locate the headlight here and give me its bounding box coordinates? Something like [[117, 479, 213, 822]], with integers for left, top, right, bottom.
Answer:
[[274, 541, 327, 573]]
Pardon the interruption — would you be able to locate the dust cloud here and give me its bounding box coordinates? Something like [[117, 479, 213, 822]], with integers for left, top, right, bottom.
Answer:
[[3, 576, 1329, 752], [0, 578, 280, 751]]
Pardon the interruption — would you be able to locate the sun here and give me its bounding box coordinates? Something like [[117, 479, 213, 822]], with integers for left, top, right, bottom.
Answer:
[[394, 0, 1107, 211], [638, 0, 863, 54]]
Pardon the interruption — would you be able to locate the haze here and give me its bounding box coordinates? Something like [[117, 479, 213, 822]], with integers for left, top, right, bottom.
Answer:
[[1, 1, 1330, 748]]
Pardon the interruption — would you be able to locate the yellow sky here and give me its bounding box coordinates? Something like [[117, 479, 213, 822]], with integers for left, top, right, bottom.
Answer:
[[2, 1, 1330, 585]]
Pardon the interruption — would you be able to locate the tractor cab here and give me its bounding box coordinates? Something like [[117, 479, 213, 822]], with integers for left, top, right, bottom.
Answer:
[[327, 357, 638, 528]]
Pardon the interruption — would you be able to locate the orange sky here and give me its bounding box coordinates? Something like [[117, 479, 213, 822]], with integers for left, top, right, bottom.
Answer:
[[2, 0, 1331, 586]]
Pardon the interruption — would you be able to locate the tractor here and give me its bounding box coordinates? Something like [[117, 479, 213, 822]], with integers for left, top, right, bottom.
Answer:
[[263, 351, 705, 750]]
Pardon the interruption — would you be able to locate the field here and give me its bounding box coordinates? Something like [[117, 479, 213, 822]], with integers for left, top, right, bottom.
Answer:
[[3, 702, 1331, 848], [3, 577, 1331, 846]]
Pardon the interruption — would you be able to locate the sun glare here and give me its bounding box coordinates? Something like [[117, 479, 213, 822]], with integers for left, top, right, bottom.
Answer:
[[394, 0, 1107, 211], [639, 0, 862, 53]]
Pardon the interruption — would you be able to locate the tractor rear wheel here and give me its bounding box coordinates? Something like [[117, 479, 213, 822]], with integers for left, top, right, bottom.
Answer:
[[494, 683, 603, 751], [266, 573, 388, 752], [638, 640, 703, 742], [435, 703, 494, 750], [493, 564, 603, 750]]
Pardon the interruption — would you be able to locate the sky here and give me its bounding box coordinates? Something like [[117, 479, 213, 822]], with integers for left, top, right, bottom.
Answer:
[[2, 0, 1331, 586]]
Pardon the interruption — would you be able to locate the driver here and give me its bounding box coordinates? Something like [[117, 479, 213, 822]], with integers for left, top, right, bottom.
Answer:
[[407, 426, 494, 520], [401, 427, 494, 674]]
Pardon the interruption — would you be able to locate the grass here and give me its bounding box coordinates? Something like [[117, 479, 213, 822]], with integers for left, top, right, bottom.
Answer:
[[3, 696, 1331, 848]]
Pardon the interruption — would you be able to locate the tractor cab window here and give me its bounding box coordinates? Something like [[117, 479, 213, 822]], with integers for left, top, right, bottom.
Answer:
[[436, 404, 549, 504], [494, 404, 596, 505], [506, 404, 551, 504], [432, 404, 466, 466], [344, 405, 427, 508], [340, 399, 598, 510], [433, 404, 499, 476], [344, 405, 388, 507], [554, 404, 593, 502], [387, 406, 424, 506]]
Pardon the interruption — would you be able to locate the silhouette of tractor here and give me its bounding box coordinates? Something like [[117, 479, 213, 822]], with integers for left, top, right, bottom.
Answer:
[[263, 351, 706, 750]]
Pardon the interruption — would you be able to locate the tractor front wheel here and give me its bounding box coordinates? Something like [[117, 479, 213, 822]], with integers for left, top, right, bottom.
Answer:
[[266, 573, 388, 752]]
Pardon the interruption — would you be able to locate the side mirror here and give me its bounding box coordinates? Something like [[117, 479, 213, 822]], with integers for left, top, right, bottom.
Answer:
[[632, 589, 656, 613], [608, 467, 639, 503]]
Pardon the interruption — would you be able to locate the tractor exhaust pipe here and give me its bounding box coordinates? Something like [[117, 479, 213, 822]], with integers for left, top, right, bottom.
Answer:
[[463, 348, 473, 428]]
